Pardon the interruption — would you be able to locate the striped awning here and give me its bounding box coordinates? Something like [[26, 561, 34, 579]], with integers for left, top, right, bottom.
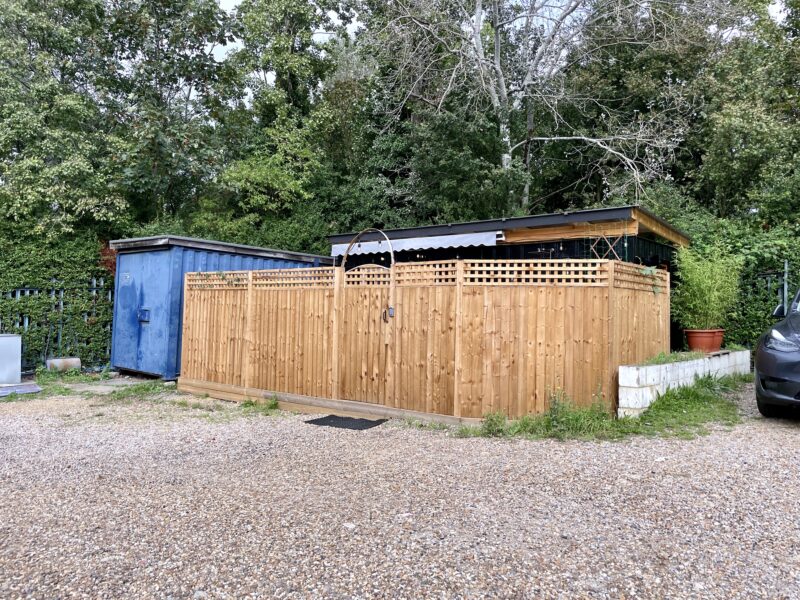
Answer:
[[330, 231, 500, 257]]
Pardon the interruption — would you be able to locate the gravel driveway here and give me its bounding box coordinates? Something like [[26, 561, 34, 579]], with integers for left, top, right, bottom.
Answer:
[[1, 385, 799, 599]]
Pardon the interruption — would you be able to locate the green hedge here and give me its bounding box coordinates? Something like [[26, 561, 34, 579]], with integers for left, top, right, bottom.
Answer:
[[0, 234, 113, 368]]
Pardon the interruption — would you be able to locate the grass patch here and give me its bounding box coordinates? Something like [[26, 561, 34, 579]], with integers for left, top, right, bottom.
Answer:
[[456, 374, 747, 441], [724, 343, 747, 351], [104, 381, 171, 402], [173, 398, 218, 412], [35, 365, 112, 384], [1, 376, 78, 402], [0, 365, 120, 403], [455, 424, 483, 438], [241, 395, 280, 416], [402, 417, 450, 431], [642, 351, 705, 365], [634, 374, 745, 437]]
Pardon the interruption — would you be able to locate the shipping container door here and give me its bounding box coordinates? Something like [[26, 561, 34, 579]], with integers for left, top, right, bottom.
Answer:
[[112, 250, 172, 375]]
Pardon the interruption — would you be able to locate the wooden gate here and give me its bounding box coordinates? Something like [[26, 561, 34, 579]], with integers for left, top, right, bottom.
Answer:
[[178, 259, 670, 420]]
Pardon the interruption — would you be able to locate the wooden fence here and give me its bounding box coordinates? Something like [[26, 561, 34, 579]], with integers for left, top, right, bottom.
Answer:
[[177, 260, 669, 420]]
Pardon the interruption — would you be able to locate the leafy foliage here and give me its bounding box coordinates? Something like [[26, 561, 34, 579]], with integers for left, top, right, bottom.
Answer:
[[672, 247, 743, 330], [0, 232, 112, 366], [455, 375, 745, 441], [0, 0, 128, 235], [0, 0, 798, 364]]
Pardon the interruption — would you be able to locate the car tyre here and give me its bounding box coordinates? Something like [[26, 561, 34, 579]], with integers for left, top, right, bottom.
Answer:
[[757, 398, 785, 418]]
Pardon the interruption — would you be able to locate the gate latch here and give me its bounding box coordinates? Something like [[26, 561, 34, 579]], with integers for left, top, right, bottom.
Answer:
[[137, 308, 151, 323], [382, 306, 395, 323]]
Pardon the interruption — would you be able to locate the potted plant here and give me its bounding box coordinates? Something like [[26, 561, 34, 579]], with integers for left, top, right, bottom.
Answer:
[[672, 246, 742, 352]]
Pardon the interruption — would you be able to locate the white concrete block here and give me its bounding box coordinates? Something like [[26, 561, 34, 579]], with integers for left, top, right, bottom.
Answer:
[[618, 350, 753, 419], [618, 406, 645, 418], [644, 366, 662, 386], [619, 366, 639, 388], [619, 387, 652, 410]]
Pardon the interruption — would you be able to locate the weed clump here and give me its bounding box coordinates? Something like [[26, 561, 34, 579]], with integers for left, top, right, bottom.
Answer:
[[454, 374, 747, 442], [241, 394, 279, 415], [480, 411, 508, 437]]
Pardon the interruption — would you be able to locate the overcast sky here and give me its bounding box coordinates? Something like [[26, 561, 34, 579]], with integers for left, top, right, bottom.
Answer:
[[211, 0, 788, 61], [219, 0, 240, 13]]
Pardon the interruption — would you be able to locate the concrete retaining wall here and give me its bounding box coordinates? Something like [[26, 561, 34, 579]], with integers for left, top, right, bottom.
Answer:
[[618, 350, 751, 418]]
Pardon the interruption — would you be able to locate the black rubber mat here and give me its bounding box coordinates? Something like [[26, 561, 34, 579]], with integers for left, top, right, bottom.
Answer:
[[305, 415, 387, 430]]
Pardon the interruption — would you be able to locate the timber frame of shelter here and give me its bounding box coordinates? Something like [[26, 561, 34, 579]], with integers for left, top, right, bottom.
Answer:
[[177, 259, 670, 423], [328, 205, 689, 269]]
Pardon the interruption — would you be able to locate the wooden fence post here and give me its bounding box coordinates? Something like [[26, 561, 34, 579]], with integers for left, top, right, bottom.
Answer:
[[181, 276, 190, 378], [242, 271, 254, 397], [386, 263, 396, 408], [606, 260, 617, 410], [453, 260, 464, 418], [332, 266, 343, 399], [665, 270, 671, 350]]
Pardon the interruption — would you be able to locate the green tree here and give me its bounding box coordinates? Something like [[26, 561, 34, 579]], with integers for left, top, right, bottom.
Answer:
[[232, 0, 353, 118], [0, 0, 127, 237], [104, 0, 237, 222], [694, 6, 799, 221]]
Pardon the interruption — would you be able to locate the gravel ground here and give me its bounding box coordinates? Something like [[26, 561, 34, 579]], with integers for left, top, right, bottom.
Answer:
[[2, 384, 800, 599]]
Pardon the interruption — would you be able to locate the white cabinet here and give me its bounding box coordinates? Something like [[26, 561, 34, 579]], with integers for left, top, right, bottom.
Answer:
[[0, 334, 21, 385]]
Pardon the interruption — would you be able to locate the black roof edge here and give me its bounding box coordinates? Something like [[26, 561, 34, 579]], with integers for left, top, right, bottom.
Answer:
[[109, 235, 333, 264], [328, 205, 689, 245], [636, 206, 691, 241]]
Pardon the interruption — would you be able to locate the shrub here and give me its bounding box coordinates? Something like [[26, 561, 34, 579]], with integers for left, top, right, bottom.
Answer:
[[480, 411, 508, 437], [672, 246, 743, 330], [0, 233, 113, 368]]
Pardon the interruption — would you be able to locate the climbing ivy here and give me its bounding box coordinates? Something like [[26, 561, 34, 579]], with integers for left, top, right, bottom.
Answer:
[[0, 233, 113, 368]]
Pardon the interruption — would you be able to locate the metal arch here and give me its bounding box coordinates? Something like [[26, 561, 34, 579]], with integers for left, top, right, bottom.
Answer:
[[346, 263, 390, 272], [340, 228, 395, 271], [339, 228, 396, 320]]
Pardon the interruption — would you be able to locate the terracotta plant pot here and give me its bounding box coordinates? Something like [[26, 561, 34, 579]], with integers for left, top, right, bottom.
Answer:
[[685, 329, 724, 353]]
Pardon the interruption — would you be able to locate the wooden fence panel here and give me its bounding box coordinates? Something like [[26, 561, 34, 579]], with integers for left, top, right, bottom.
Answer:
[[453, 285, 611, 418], [247, 287, 334, 398], [339, 286, 391, 404], [393, 285, 456, 415], [181, 283, 248, 387], [609, 264, 670, 373], [179, 260, 670, 420]]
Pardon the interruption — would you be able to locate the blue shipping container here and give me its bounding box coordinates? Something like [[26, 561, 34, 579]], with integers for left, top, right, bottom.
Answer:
[[109, 236, 331, 379]]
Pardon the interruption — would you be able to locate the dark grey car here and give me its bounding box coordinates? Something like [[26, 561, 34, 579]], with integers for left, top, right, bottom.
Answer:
[[754, 288, 800, 417]]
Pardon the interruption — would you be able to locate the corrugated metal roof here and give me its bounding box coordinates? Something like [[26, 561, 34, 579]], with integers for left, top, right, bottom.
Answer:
[[109, 235, 332, 264], [331, 231, 499, 257], [328, 205, 688, 245]]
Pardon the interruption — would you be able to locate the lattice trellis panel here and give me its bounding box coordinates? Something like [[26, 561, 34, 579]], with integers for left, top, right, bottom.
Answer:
[[463, 260, 610, 286], [344, 264, 391, 286], [252, 268, 335, 289], [394, 261, 458, 286], [612, 263, 669, 292], [185, 260, 670, 291], [185, 272, 250, 289]]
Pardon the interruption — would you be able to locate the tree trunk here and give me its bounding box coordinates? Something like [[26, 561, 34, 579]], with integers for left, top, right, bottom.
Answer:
[[520, 98, 534, 212], [491, 1, 511, 171], [500, 116, 511, 169]]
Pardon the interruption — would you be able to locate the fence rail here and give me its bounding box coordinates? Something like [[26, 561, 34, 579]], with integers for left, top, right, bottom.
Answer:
[[179, 260, 669, 419]]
